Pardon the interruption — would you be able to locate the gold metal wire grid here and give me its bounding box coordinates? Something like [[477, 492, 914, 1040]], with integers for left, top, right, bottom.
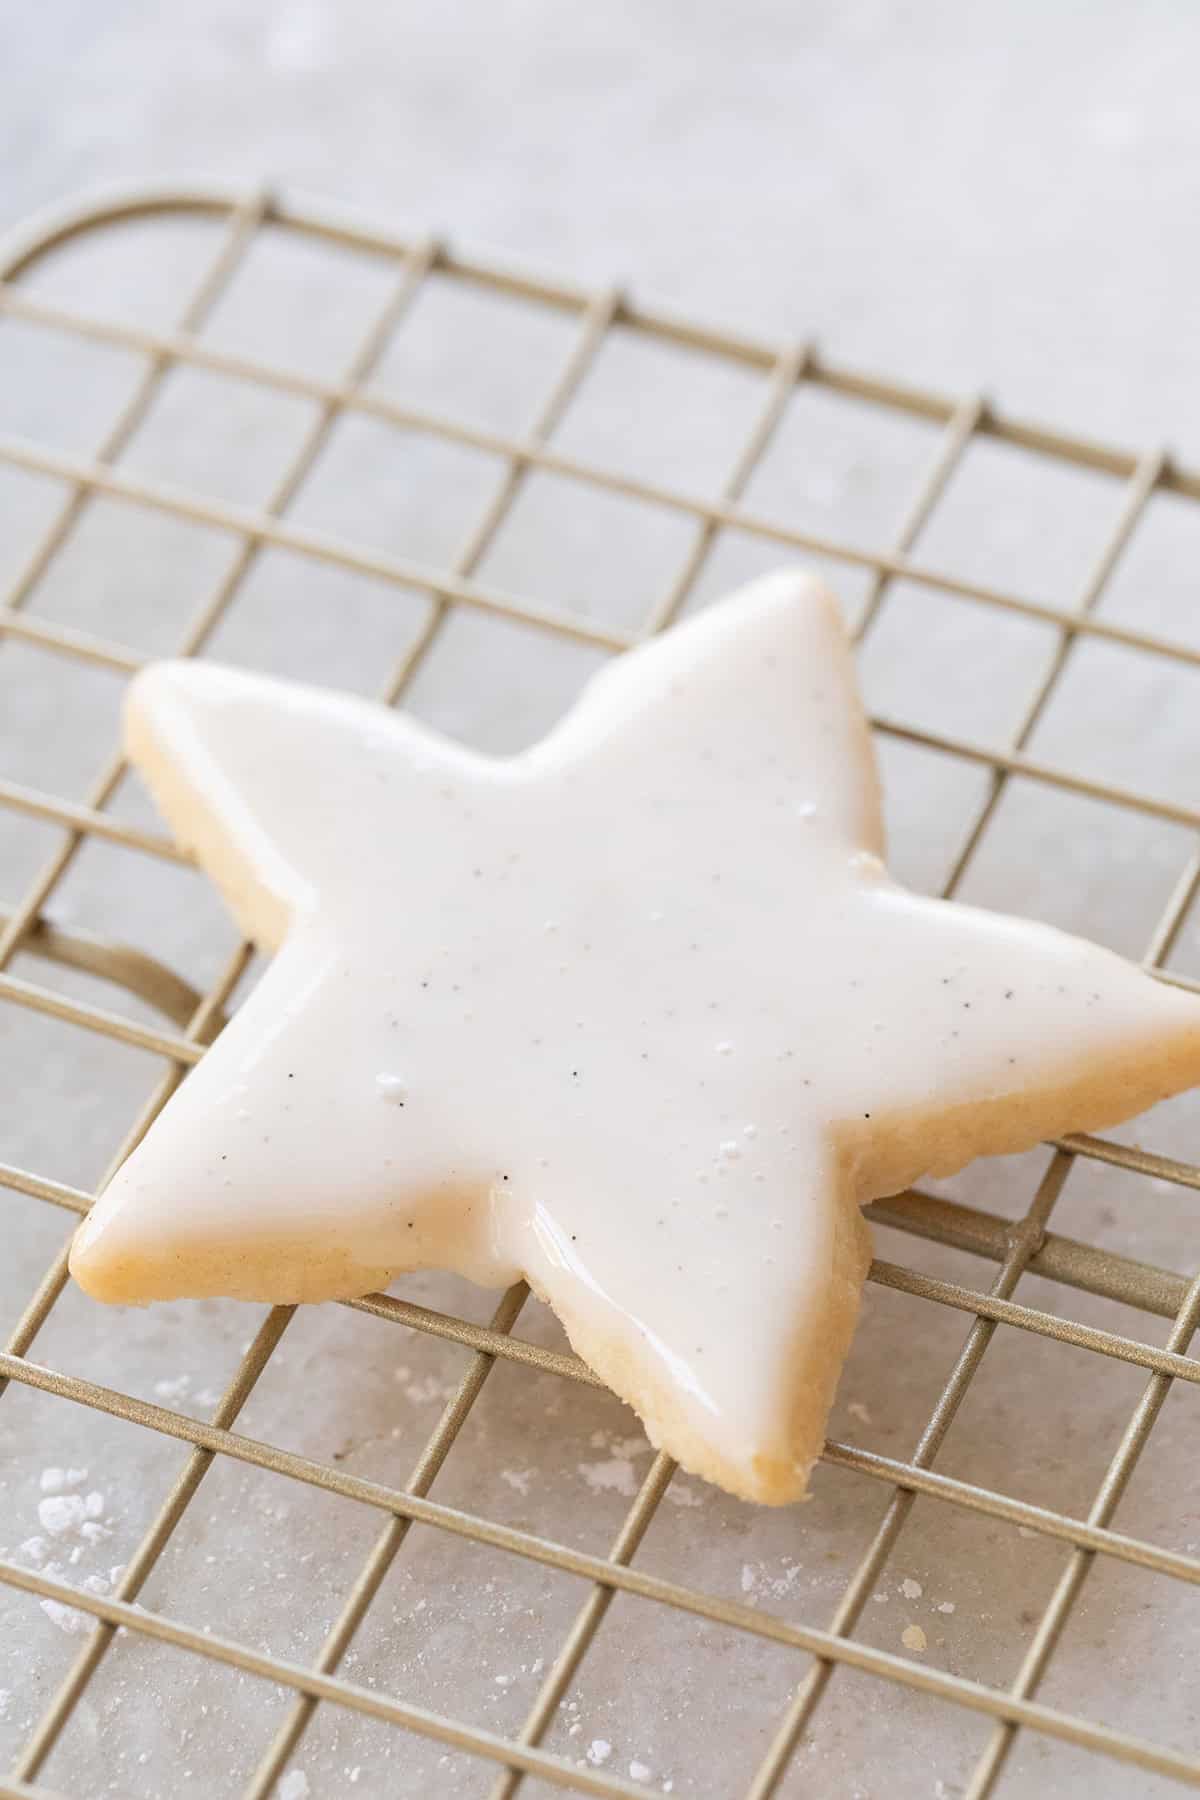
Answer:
[[0, 181, 1199, 1798]]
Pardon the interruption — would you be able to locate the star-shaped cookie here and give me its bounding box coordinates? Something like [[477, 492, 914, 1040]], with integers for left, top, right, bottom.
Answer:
[[70, 572, 1200, 1504]]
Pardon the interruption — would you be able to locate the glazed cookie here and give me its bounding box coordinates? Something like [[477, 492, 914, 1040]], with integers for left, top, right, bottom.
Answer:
[[70, 573, 1200, 1504]]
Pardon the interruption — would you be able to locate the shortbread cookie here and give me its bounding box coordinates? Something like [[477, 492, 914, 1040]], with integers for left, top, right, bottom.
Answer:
[[70, 572, 1200, 1504]]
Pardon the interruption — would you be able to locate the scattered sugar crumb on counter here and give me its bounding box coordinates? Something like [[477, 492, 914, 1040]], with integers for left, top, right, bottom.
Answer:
[[39, 1596, 89, 1636], [40, 1467, 88, 1494], [630, 1758, 652, 1780], [500, 1467, 534, 1496], [576, 1426, 654, 1497], [741, 1564, 757, 1594], [664, 1480, 703, 1508], [901, 1624, 927, 1652], [768, 1559, 803, 1599], [392, 1365, 456, 1405], [847, 1400, 873, 1425], [937, 1600, 956, 1614], [586, 1738, 612, 1766], [900, 1577, 923, 1599], [578, 1457, 637, 1497], [153, 1373, 192, 1402], [277, 1772, 309, 1800], [872, 1590, 889, 1603], [37, 1484, 108, 1544], [38, 1494, 87, 1536]]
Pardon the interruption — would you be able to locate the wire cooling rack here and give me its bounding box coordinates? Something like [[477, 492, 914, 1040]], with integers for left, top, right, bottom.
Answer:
[[2, 184, 1200, 1800]]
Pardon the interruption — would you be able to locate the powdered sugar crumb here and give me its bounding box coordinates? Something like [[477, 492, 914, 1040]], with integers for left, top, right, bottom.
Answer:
[[665, 1480, 702, 1508], [392, 1365, 455, 1404], [768, 1559, 803, 1599], [39, 1597, 88, 1635], [586, 1739, 612, 1767], [901, 1623, 927, 1652], [39, 1467, 87, 1494], [743, 1557, 804, 1604], [847, 1400, 873, 1425], [500, 1468, 533, 1497], [153, 1374, 192, 1402], [900, 1577, 923, 1600], [277, 1772, 309, 1800], [630, 1759, 651, 1781], [937, 1600, 956, 1615], [38, 1495, 87, 1536], [578, 1458, 636, 1498]]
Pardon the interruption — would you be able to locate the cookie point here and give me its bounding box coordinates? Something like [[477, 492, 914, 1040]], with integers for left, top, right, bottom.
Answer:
[[759, 563, 841, 613], [125, 655, 191, 708], [123, 657, 197, 748], [67, 1215, 121, 1304]]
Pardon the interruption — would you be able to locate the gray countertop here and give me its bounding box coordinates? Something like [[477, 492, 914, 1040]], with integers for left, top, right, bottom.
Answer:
[[4, 0, 1200, 459]]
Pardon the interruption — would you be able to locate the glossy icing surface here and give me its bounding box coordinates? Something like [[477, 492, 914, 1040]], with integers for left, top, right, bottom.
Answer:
[[69, 573, 1200, 1503]]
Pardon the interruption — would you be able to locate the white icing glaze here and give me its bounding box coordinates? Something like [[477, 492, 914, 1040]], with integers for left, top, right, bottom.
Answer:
[[69, 572, 1200, 1503]]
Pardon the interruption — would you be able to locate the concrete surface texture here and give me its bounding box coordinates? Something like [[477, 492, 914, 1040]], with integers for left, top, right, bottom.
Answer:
[[3, 5, 1200, 1799], [4, 0, 1200, 458]]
